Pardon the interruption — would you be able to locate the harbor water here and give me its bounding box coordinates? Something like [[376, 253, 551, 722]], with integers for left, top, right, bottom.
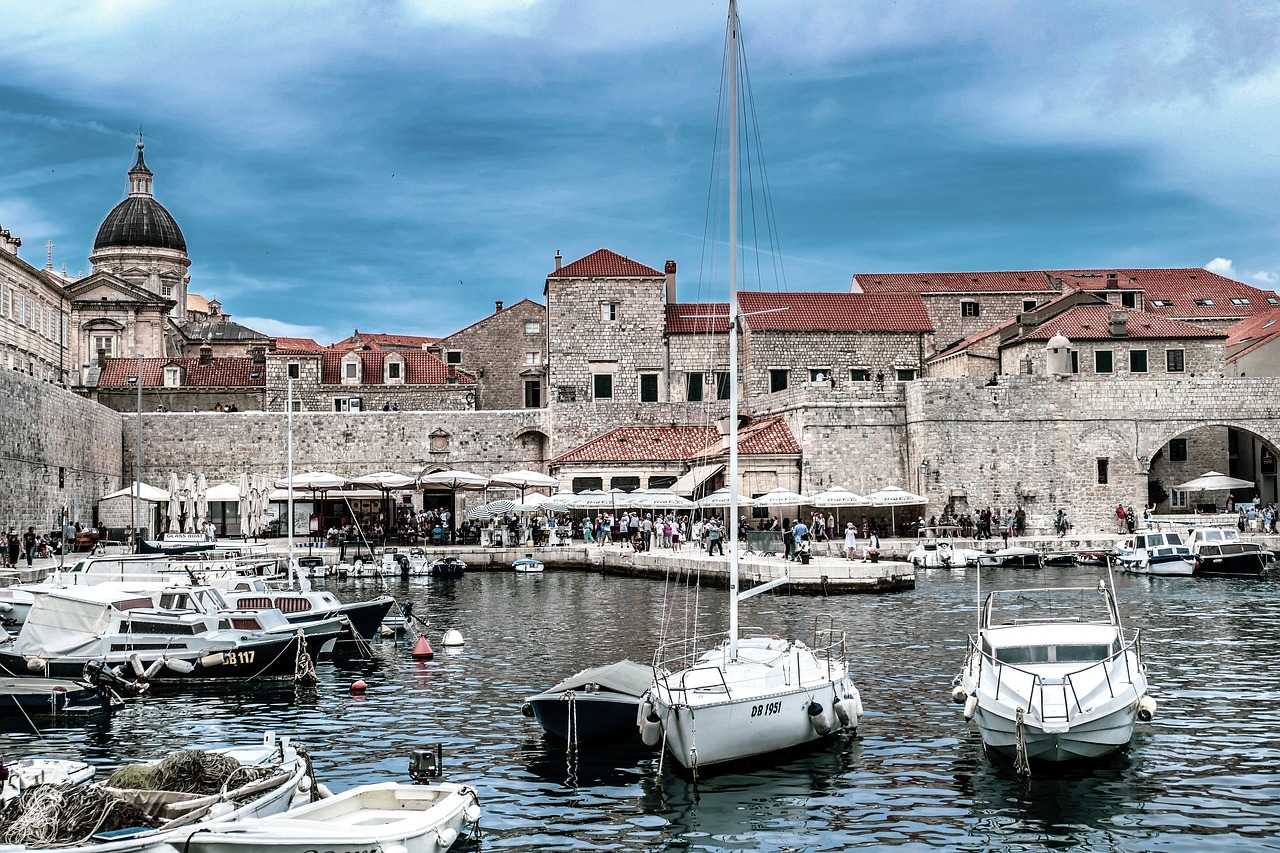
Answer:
[[5, 564, 1280, 851]]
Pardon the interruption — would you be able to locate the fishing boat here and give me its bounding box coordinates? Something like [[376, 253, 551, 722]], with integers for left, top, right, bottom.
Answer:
[[0, 585, 330, 684], [521, 659, 654, 743], [512, 555, 544, 573], [174, 781, 480, 853], [0, 675, 124, 719], [1183, 526, 1269, 578], [643, 1, 861, 777], [219, 578, 395, 650], [0, 731, 311, 852], [1114, 530, 1195, 576], [954, 579, 1155, 768], [1, 757, 94, 800], [977, 546, 1042, 569]]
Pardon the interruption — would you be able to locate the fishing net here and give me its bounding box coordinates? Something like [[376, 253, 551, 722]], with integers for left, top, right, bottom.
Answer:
[[107, 749, 262, 795], [0, 782, 161, 846]]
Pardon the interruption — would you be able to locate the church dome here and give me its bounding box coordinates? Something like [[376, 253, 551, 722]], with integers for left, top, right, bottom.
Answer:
[[92, 139, 187, 253]]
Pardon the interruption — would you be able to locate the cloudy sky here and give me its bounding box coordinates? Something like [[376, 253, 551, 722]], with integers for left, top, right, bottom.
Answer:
[[3, 1, 1279, 344]]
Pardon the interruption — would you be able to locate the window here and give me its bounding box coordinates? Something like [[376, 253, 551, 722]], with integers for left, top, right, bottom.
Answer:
[[343, 361, 359, 380], [1097, 458, 1109, 485], [1022, 300, 1037, 312], [600, 303, 618, 322], [639, 373, 659, 402], [961, 301, 980, 318], [1151, 299, 1173, 307], [524, 352, 541, 365], [1268, 296, 1279, 305], [163, 366, 181, 387], [445, 351, 462, 364], [287, 362, 300, 380], [289, 400, 302, 413], [769, 369, 789, 393], [851, 368, 871, 382], [334, 397, 362, 411], [1194, 299, 1215, 307], [1129, 349, 1148, 373], [1095, 350, 1114, 374], [1169, 438, 1188, 462], [686, 372, 704, 402], [896, 369, 917, 381], [1121, 292, 1137, 308], [611, 476, 640, 492], [715, 372, 731, 400], [809, 368, 830, 382], [649, 475, 677, 489], [387, 361, 402, 379], [93, 336, 114, 356], [524, 321, 541, 334], [161, 284, 173, 298], [524, 380, 541, 408], [1171, 489, 1188, 509], [593, 374, 613, 400], [572, 477, 603, 492], [1166, 349, 1185, 373], [1230, 297, 1251, 306]]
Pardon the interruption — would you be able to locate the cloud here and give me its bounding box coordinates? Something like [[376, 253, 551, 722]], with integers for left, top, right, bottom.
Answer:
[[1205, 258, 1237, 277], [1250, 270, 1279, 286], [236, 317, 334, 343]]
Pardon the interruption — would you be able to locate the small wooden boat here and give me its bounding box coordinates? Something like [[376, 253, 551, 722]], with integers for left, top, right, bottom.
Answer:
[[512, 555, 544, 573], [175, 781, 481, 853], [0, 675, 122, 719], [521, 659, 655, 743], [977, 546, 1041, 569]]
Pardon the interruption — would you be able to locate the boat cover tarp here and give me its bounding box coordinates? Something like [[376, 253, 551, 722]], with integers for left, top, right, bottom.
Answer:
[[540, 659, 653, 698]]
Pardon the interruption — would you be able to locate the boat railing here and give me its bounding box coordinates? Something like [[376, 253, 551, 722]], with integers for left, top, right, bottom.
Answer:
[[970, 629, 1143, 722], [651, 626, 848, 702]]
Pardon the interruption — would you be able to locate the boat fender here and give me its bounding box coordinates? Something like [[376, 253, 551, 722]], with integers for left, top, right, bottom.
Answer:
[[412, 635, 434, 660], [351, 679, 367, 693], [1137, 694, 1157, 722], [200, 651, 229, 668], [808, 701, 832, 736], [834, 696, 860, 729], [442, 628, 465, 647], [638, 697, 655, 725], [963, 694, 978, 721], [297, 775, 312, 794], [0, 602, 10, 612], [951, 685, 968, 705], [142, 658, 166, 680], [464, 802, 482, 824], [520, 702, 534, 718], [378, 624, 394, 637], [129, 653, 146, 677], [26, 657, 45, 672], [165, 658, 195, 674], [436, 827, 459, 849], [640, 710, 663, 747]]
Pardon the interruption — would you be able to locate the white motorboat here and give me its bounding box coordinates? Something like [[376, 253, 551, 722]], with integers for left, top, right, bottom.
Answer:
[[1182, 526, 1270, 578], [0, 732, 311, 852], [643, 1, 861, 777], [1115, 530, 1195, 576], [976, 546, 1042, 569], [908, 540, 982, 568], [512, 556, 544, 573], [955, 579, 1154, 767], [174, 781, 480, 853], [521, 659, 654, 743]]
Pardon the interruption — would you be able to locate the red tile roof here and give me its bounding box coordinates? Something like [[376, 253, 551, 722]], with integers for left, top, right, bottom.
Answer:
[[1224, 308, 1280, 363], [441, 298, 544, 340], [553, 417, 799, 464], [98, 357, 265, 388], [854, 271, 1055, 294], [271, 337, 325, 354], [333, 332, 439, 351], [548, 248, 664, 279], [738, 292, 934, 332], [320, 349, 474, 385], [665, 303, 731, 334], [1012, 306, 1225, 342]]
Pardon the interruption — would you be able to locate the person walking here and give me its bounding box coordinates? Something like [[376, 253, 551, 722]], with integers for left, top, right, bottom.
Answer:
[[791, 518, 809, 562], [5, 529, 17, 569], [22, 526, 37, 566], [707, 519, 724, 556], [843, 522, 858, 560]]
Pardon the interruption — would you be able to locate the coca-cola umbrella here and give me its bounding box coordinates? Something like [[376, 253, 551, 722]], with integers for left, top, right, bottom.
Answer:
[[350, 471, 418, 532], [809, 485, 868, 529], [865, 485, 927, 536], [490, 469, 559, 499], [420, 469, 490, 540], [275, 471, 345, 552]]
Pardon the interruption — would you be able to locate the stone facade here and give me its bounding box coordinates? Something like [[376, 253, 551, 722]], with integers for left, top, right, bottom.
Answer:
[[0, 238, 77, 383], [438, 298, 547, 410], [741, 329, 927, 397], [1002, 336, 1226, 379]]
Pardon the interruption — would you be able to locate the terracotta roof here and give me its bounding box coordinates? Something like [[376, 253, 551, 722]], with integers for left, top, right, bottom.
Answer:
[[929, 318, 1015, 360], [854, 271, 1055, 294], [98, 357, 265, 388], [319, 349, 474, 385], [665, 303, 731, 334], [553, 417, 799, 464], [270, 337, 325, 354], [441, 298, 544, 340], [1011, 306, 1225, 343], [1224, 308, 1280, 363], [738, 292, 934, 332], [548, 248, 663, 279], [333, 332, 439, 351]]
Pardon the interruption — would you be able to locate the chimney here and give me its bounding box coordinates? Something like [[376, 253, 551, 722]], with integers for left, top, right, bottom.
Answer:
[[250, 346, 266, 365], [199, 342, 214, 365], [554, 251, 562, 271], [1017, 312, 1037, 337], [1105, 273, 1119, 289], [97, 347, 107, 368], [495, 300, 503, 313], [665, 260, 677, 304], [0, 227, 20, 256], [1109, 309, 1129, 337]]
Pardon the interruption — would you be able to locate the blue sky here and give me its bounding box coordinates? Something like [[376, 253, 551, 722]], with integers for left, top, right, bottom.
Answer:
[[3, 1, 1279, 344]]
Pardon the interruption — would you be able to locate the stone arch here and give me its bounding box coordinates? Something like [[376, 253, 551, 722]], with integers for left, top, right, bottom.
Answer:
[[1138, 420, 1280, 508], [514, 427, 551, 464]]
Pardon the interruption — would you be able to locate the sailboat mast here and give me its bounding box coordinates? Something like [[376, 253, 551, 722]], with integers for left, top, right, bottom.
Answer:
[[287, 378, 295, 576], [727, 0, 740, 660]]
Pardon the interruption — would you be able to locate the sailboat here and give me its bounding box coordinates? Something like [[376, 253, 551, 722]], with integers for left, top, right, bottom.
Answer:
[[641, 1, 861, 777]]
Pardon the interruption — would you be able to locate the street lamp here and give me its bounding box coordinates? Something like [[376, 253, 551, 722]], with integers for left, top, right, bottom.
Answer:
[[41, 464, 50, 484], [918, 460, 929, 494]]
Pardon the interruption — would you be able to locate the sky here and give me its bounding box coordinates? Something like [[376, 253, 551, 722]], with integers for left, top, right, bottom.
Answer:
[[3, 1, 1280, 345]]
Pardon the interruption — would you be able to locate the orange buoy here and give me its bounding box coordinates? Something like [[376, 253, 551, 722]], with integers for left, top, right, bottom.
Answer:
[[350, 679, 367, 693], [412, 635, 435, 660]]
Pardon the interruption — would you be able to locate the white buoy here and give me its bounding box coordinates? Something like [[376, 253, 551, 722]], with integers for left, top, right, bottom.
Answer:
[[143, 658, 166, 679], [951, 684, 968, 705], [464, 802, 482, 823], [1137, 694, 1157, 722], [130, 653, 146, 677], [26, 657, 45, 672], [435, 828, 457, 849], [835, 696, 860, 729], [442, 628, 465, 647], [200, 651, 228, 668], [963, 694, 978, 720], [640, 711, 663, 746], [808, 701, 832, 735]]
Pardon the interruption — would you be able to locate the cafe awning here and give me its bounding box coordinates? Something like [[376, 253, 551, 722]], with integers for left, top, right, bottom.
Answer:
[[670, 463, 723, 496]]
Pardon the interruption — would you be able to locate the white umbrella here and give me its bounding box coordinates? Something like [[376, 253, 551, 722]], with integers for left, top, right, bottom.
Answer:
[[1174, 471, 1255, 492], [183, 473, 197, 532], [195, 473, 209, 531], [635, 489, 697, 510], [809, 486, 868, 507], [253, 472, 272, 538], [238, 472, 251, 537], [522, 493, 571, 514], [103, 482, 169, 502], [866, 484, 928, 535], [419, 469, 489, 490], [490, 469, 559, 493], [697, 487, 756, 509], [275, 471, 346, 490], [167, 472, 180, 533], [570, 489, 616, 510], [752, 487, 811, 507], [350, 471, 418, 490]]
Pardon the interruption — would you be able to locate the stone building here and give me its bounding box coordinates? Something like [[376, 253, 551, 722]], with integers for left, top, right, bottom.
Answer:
[[91, 347, 266, 413], [438, 298, 548, 410], [0, 227, 79, 383], [1224, 308, 1280, 377]]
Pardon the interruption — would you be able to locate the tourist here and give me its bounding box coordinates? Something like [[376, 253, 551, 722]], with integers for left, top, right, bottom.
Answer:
[[707, 519, 724, 556], [1115, 502, 1127, 533], [22, 526, 37, 566], [863, 530, 880, 562], [791, 518, 809, 561], [1054, 509, 1069, 537], [641, 514, 653, 550], [843, 522, 857, 561], [782, 519, 794, 561], [5, 529, 17, 568]]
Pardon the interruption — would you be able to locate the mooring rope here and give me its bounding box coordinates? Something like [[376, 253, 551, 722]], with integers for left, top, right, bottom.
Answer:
[[294, 631, 317, 685], [1014, 707, 1031, 777]]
